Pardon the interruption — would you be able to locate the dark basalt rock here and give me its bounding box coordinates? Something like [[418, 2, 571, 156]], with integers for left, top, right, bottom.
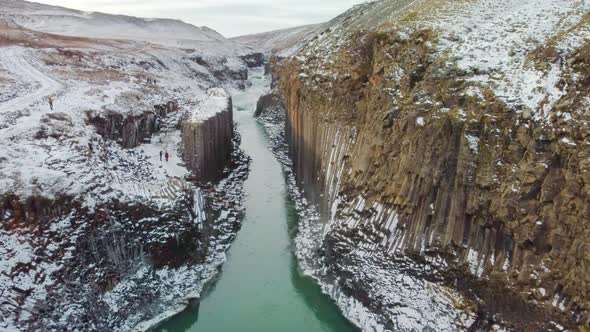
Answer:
[[277, 26, 590, 330], [181, 95, 234, 184], [254, 93, 284, 118], [0, 135, 251, 331]]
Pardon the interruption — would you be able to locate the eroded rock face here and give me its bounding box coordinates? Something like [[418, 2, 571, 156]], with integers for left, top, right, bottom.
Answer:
[[0, 191, 203, 329], [279, 26, 590, 330], [0, 144, 250, 331], [35, 112, 74, 139], [188, 55, 249, 88]]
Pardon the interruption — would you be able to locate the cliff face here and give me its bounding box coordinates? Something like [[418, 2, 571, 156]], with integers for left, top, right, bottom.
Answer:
[[88, 102, 178, 148], [0, 161, 249, 331], [181, 88, 234, 183], [279, 0, 590, 329]]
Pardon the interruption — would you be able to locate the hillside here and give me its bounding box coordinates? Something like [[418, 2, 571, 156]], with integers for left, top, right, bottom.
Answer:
[[232, 24, 326, 57], [272, 0, 590, 330], [0, 0, 241, 52]]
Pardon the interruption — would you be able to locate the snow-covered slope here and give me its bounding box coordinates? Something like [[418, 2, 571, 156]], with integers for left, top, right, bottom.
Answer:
[[299, 0, 590, 121], [231, 1, 418, 57], [0, 0, 241, 52], [232, 24, 327, 57]]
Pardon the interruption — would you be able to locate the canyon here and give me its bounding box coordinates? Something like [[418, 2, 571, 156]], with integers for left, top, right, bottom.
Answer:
[[1, 0, 589, 331]]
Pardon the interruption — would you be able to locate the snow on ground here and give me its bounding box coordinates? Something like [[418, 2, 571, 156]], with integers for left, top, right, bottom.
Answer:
[[0, 0, 243, 54], [0, 13, 253, 331], [430, 0, 590, 121], [292, 210, 476, 332], [0, 46, 61, 114], [232, 24, 326, 57], [188, 88, 231, 122], [139, 130, 188, 180], [294, 0, 589, 124], [0, 44, 171, 204], [0, 19, 247, 205]]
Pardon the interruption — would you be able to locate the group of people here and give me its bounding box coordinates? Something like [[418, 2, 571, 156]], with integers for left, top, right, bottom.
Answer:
[[147, 78, 158, 85], [160, 150, 169, 162], [86, 140, 170, 164]]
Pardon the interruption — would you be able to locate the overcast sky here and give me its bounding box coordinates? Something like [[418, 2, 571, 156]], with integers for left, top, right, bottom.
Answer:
[[34, 0, 365, 37]]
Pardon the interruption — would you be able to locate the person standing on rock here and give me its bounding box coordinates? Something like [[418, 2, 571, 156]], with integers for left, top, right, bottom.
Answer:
[[159, 150, 163, 161], [165, 151, 169, 162], [48, 97, 54, 110]]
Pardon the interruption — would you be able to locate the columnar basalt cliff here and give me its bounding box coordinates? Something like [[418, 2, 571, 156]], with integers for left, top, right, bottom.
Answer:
[[1, 90, 248, 330], [87, 102, 178, 148], [181, 88, 234, 183], [277, 0, 590, 330]]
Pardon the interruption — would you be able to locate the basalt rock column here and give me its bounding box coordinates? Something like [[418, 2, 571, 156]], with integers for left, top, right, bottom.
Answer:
[[181, 88, 233, 183], [87, 101, 178, 148]]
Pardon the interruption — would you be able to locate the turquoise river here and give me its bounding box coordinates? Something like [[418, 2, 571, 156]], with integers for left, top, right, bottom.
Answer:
[[157, 69, 358, 332]]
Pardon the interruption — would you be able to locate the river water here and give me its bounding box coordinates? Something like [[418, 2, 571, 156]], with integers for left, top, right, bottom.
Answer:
[[157, 69, 357, 332]]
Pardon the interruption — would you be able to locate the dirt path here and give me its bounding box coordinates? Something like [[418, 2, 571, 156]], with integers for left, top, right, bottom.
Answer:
[[0, 46, 62, 115]]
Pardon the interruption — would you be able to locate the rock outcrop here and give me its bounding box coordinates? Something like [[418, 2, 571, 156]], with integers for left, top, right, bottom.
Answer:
[[181, 88, 233, 183], [87, 101, 178, 148], [0, 155, 249, 331], [277, 0, 590, 330]]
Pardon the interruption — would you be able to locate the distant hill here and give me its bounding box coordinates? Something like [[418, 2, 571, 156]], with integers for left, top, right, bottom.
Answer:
[[0, 0, 239, 51], [232, 24, 327, 57]]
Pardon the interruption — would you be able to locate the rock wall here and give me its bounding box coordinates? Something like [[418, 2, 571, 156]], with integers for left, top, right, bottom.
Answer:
[[88, 101, 178, 148], [279, 30, 590, 329], [181, 89, 233, 183]]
